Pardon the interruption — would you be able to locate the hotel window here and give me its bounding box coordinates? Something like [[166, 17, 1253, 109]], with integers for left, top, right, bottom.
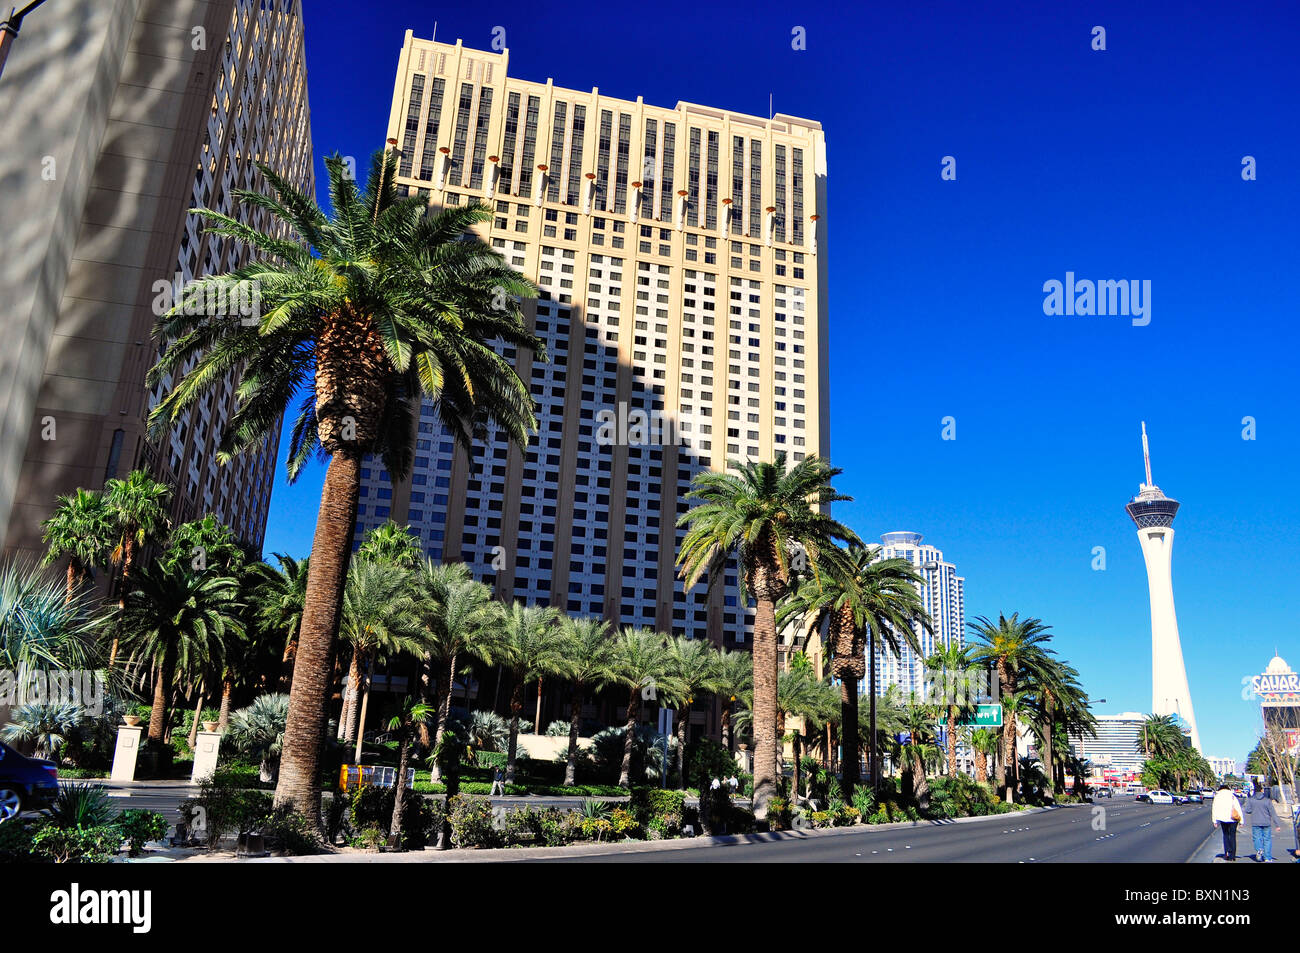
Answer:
[[732, 135, 745, 231], [686, 127, 701, 227], [595, 109, 612, 211], [705, 131, 719, 229], [655, 119, 676, 219], [749, 140, 763, 236], [450, 82, 474, 186], [469, 88, 493, 188], [399, 76, 425, 177], [416, 78, 446, 180], [519, 95, 540, 192], [499, 91, 520, 193], [547, 102, 568, 202], [642, 119, 658, 217], [565, 105, 585, 205], [774, 145, 786, 242], [791, 147, 804, 245], [614, 113, 631, 213]]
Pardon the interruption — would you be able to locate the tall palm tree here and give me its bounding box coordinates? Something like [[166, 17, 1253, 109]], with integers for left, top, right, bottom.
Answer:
[[386, 696, 434, 848], [898, 692, 941, 808], [414, 560, 504, 777], [146, 149, 541, 821], [1137, 713, 1185, 760], [712, 648, 752, 753], [117, 563, 244, 745], [971, 727, 1000, 784], [40, 488, 113, 600], [337, 557, 421, 760], [968, 613, 1057, 803], [256, 553, 311, 690], [608, 627, 679, 788], [676, 453, 859, 818], [554, 616, 618, 785], [103, 471, 171, 665], [488, 603, 564, 783], [926, 640, 976, 778], [663, 635, 720, 785]]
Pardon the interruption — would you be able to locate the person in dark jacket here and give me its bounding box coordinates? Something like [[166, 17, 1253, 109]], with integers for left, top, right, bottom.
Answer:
[[1244, 785, 1282, 862]]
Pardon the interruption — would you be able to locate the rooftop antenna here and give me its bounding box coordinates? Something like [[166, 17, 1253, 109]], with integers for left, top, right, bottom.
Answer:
[[768, 93, 773, 119], [432, 20, 437, 43], [1141, 421, 1153, 488]]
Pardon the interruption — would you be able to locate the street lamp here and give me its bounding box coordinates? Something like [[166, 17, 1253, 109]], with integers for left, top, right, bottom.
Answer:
[[0, 0, 51, 82]]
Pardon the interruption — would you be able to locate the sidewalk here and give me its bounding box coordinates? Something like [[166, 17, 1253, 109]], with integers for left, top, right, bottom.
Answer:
[[1190, 820, 1300, 863]]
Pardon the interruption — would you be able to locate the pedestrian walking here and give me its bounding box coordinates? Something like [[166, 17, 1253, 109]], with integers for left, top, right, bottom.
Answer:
[[489, 766, 505, 796], [1211, 783, 1243, 861], [1244, 784, 1282, 862]]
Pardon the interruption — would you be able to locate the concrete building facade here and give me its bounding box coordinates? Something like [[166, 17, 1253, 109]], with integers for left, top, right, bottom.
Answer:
[[0, 0, 312, 560], [356, 33, 830, 684]]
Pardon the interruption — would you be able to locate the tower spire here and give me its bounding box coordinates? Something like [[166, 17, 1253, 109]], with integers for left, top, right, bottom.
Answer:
[[1141, 421, 1153, 488]]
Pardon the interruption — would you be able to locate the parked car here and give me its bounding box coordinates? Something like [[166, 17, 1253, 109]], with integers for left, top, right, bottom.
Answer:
[[1147, 789, 1174, 805], [1135, 791, 1151, 802], [0, 742, 59, 822], [1184, 791, 1204, 803], [1092, 786, 1112, 798]]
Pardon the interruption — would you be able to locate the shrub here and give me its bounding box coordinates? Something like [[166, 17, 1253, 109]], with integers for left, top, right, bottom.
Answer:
[[767, 795, 793, 831], [609, 806, 643, 839], [683, 738, 736, 792], [0, 818, 36, 860], [727, 804, 756, 834], [503, 806, 543, 846], [536, 808, 579, 846], [49, 783, 116, 829], [580, 816, 614, 841], [259, 806, 320, 855], [345, 785, 437, 849], [851, 788, 876, 817], [475, 750, 507, 771], [447, 796, 503, 849], [628, 786, 686, 824], [32, 824, 124, 863], [349, 827, 386, 850], [810, 810, 831, 828], [836, 806, 861, 826], [178, 770, 274, 848], [117, 809, 168, 856], [544, 720, 570, 737], [578, 798, 610, 819]]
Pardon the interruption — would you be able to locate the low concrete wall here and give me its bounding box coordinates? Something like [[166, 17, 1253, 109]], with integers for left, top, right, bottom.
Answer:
[[515, 733, 593, 761]]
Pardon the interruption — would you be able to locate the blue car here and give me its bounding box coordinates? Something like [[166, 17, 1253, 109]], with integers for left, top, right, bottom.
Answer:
[[0, 741, 59, 822]]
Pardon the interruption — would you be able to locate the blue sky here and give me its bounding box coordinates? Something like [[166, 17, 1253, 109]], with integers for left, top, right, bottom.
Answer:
[[263, 0, 1300, 763]]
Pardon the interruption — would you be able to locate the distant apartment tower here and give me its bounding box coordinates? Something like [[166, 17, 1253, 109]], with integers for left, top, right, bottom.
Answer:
[[868, 532, 966, 697], [356, 33, 829, 674], [0, 0, 313, 559]]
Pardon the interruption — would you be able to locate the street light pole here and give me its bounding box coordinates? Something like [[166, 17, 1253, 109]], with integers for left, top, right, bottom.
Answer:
[[0, 0, 52, 82]]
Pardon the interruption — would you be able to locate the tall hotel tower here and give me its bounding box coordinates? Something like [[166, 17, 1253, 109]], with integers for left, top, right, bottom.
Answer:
[[0, 0, 313, 558], [1125, 423, 1200, 751], [870, 532, 966, 697], [360, 33, 829, 666]]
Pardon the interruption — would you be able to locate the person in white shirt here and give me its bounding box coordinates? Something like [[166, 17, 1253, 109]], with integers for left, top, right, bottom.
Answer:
[[1211, 783, 1244, 861]]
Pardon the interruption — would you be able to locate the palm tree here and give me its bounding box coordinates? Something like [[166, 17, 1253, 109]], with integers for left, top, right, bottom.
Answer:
[[1137, 713, 1185, 760], [225, 693, 289, 782], [103, 471, 171, 665], [146, 148, 541, 822], [608, 627, 679, 788], [40, 488, 113, 600], [898, 693, 941, 808], [926, 640, 975, 778], [1, 702, 82, 760], [358, 520, 421, 567], [968, 613, 1057, 803], [712, 648, 752, 753], [256, 553, 310, 690], [337, 557, 421, 761], [676, 453, 859, 818], [663, 635, 720, 785], [414, 560, 504, 778], [117, 563, 244, 746], [554, 616, 618, 785], [0, 560, 100, 674], [488, 603, 565, 782], [386, 696, 434, 848], [971, 727, 1000, 784]]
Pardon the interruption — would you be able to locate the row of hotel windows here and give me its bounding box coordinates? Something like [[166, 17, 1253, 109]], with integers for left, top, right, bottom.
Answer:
[[397, 77, 809, 245]]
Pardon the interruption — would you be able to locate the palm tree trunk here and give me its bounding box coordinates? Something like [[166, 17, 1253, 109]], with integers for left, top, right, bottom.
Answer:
[[946, 706, 958, 778], [869, 629, 879, 796], [841, 675, 859, 800], [353, 655, 372, 765], [1000, 662, 1016, 803], [187, 691, 204, 749], [341, 648, 362, 743], [273, 450, 362, 824], [675, 702, 689, 787], [218, 677, 234, 729], [534, 678, 543, 736], [389, 732, 411, 847], [1041, 694, 1055, 798], [565, 685, 583, 786], [791, 726, 801, 802], [505, 678, 523, 783], [65, 561, 77, 603], [750, 589, 781, 820], [721, 701, 733, 753], [279, 629, 299, 691], [975, 746, 988, 784], [618, 690, 639, 788], [430, 652, 455, 782], [147, 645, 173, 745]]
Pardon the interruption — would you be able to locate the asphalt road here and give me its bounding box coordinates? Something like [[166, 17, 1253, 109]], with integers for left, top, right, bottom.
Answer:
[[531, 800, 1217, 863]]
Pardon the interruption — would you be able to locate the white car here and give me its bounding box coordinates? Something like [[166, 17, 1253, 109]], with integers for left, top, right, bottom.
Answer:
[[1147, 789, 1174, 804]]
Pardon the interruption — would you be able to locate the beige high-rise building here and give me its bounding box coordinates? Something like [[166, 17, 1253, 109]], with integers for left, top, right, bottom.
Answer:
[[356, 32, 830, 736], [0, 0, 313, 560]]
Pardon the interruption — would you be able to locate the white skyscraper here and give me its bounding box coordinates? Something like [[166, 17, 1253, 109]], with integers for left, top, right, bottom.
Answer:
[[870, 532, 965, 697], [1125, 423, 1201, 752]]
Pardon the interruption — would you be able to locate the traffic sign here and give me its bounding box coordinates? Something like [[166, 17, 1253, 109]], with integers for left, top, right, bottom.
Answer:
[[956, 704, 1002, 727]]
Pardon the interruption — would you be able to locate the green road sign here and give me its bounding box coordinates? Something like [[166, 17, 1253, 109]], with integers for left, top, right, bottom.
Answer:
[[956, 704, 1003, 728]]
